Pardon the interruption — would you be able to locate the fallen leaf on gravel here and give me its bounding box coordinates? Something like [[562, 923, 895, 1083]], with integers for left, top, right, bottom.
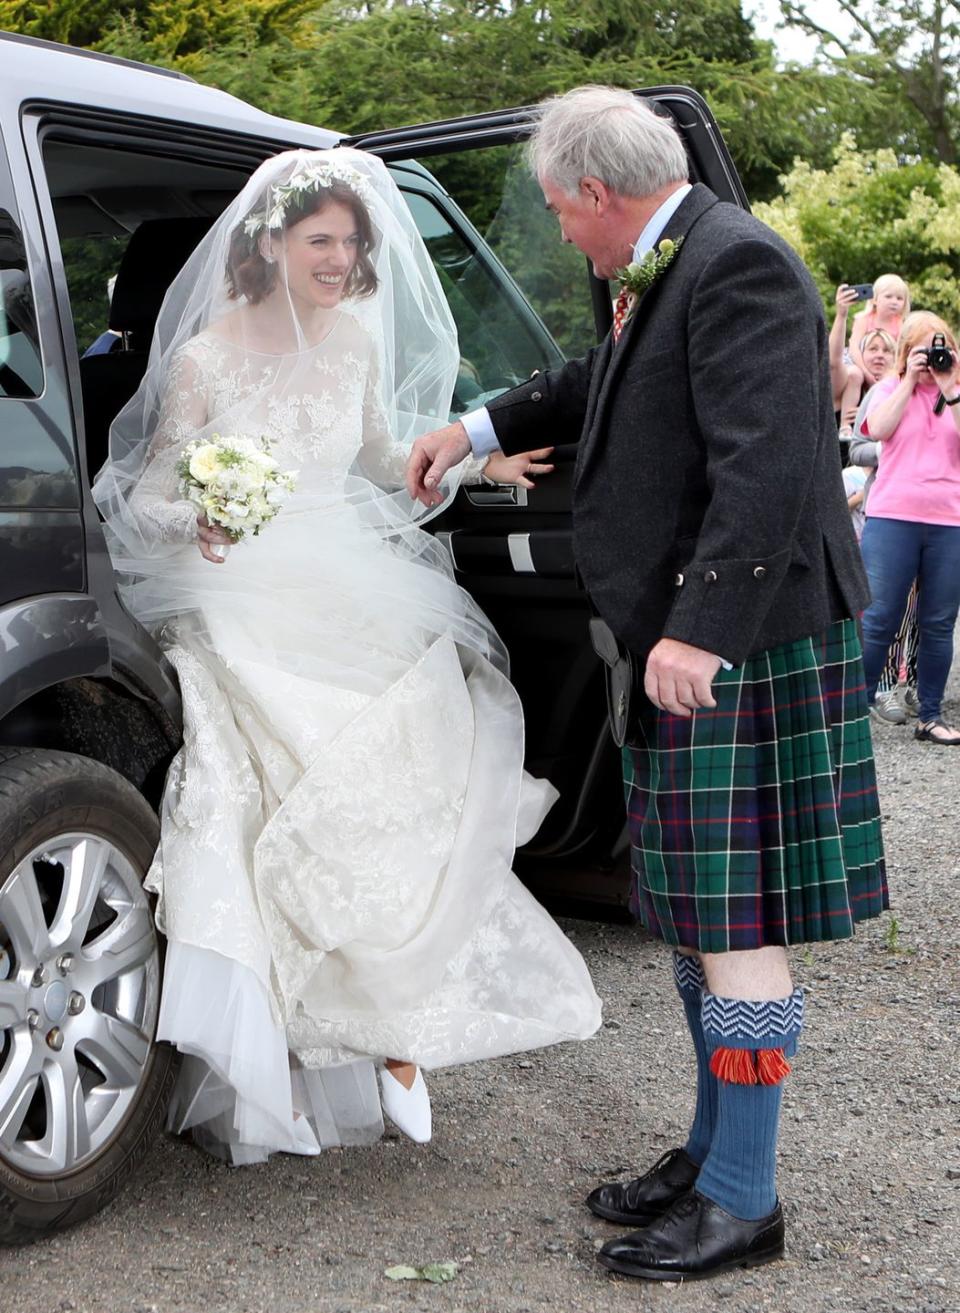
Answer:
[[384, 1266, 419, 1280], [421, 1263, 459, 1283], [384, 1262, 458, 1283]]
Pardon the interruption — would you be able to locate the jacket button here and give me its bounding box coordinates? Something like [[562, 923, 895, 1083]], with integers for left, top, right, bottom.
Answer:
[[531, 390, 543, 401], [675, 572, 684, 586], [704, 569, 718, 583], [753, 566, 767, 579]]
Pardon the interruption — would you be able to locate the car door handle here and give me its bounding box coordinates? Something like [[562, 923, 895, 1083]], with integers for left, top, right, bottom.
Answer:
[[508, 533, 535, 573], [464, 485, 528, 507]]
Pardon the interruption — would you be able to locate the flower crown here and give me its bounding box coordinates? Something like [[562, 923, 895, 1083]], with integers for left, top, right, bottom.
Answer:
[[242, 160, 374, 238]]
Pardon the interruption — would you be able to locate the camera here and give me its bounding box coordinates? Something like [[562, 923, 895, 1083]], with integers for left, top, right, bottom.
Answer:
[[924, 333, 955, 373]]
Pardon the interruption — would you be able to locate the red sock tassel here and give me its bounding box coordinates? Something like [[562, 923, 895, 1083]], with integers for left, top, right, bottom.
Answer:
[[756, 1047, 791, 1085], [710, 1046, 758, 1085], [710, 1046, 792, 1086]]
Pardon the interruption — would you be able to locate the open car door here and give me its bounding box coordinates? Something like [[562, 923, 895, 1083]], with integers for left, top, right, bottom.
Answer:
[[340, 89, 748, 908]]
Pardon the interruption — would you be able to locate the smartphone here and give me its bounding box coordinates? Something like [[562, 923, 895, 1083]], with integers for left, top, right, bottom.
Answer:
[[849, 283, 874, 301]]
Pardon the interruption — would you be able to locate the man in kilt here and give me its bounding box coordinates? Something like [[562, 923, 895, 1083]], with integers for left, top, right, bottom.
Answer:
[[407, 86, 887, 1282]]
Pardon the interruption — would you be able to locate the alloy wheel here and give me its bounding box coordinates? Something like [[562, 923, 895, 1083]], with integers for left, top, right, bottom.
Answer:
[[0, 833, 160, 1177]]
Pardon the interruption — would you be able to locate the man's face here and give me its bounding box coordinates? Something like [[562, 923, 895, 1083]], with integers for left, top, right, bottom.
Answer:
[[541, 176, 627, 281]]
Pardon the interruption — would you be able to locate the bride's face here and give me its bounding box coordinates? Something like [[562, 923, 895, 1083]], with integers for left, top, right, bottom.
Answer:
[[278, 200, 360, 312]]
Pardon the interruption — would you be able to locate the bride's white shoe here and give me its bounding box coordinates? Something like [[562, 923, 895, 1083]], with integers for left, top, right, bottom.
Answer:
[[287, 1112, 322, 1156], [378, 1066, 432, 1143]]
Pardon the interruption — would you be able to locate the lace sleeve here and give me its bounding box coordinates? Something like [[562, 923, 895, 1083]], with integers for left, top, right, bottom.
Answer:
[[130, 349, 207, 544], [357, 353, 489, 488]]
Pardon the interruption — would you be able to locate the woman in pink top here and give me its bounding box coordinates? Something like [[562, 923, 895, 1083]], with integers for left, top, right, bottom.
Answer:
[[859, 311, 960, 744]]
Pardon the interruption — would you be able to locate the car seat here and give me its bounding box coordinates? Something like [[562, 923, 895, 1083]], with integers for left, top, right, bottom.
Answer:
[[78, 217, 213, 482]]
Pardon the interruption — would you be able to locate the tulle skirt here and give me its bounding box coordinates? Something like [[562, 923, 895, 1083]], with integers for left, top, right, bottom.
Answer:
[[146, 500, 602, 1163]]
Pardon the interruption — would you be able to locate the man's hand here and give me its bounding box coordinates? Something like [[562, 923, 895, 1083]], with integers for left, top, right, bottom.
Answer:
[[644, 638, 721, 717], [406, 421, 472, 507]]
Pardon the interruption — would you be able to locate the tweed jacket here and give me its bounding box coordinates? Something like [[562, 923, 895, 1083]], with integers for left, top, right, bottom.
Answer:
[[487, 184, 869, 667]]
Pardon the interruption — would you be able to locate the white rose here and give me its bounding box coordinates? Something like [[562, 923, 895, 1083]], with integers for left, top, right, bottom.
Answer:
[[188, 445, 222, 483]]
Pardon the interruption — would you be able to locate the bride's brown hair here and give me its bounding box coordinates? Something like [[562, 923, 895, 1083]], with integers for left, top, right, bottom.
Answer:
[[227, 180, 379, 304]]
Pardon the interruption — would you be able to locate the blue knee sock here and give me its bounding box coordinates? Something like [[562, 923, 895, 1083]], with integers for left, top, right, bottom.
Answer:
[[695, 988, 805, 1220], [672, 953, 715, 1166]]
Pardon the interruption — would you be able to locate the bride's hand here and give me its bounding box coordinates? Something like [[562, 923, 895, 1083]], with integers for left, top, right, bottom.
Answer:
[[197, 514, 233, 564], [482, 446, 554, 490]]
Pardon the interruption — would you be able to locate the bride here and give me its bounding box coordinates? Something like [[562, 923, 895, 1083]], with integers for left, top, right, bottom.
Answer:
[[93, 148, 601, 1165]]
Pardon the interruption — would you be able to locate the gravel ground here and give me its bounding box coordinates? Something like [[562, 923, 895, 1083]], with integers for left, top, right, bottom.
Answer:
[[2, 670, 958, 1313]]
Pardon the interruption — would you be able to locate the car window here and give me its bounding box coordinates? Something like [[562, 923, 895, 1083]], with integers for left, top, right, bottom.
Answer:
[[0, 209, 43, 399], [401, 189, 559, 414], [58, 234, 131, 357], [419, 145, 597, 360], [398, 143, 598, 411]]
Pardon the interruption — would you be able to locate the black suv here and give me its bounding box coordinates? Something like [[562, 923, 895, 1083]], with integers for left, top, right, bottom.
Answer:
[[0, 29, 747, 1243]]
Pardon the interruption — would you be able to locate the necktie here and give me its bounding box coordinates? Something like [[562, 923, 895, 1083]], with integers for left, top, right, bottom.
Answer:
[[612, 286, 635, 344]]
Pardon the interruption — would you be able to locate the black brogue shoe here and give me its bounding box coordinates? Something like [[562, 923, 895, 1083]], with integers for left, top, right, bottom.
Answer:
[[586, 1147, 700, 1226], [597, 1190, 785, 1282]]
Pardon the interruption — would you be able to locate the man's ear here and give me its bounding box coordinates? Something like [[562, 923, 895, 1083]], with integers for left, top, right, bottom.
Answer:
[[579, 176, 611, 215]]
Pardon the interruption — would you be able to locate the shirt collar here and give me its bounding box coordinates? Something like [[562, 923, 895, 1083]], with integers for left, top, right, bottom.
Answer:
[[633, 183, 692, 261]]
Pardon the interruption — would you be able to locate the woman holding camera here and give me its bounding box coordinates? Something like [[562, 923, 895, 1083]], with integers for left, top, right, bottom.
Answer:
[[859, 312, 960, 744]]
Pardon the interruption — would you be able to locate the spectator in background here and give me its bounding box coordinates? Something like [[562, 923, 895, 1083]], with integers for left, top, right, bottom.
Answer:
[[831, 283, 866, 431], [844, 328, 897, 444], [842, 461, 868, 539], [849, 338, 919, 729], [858, 311, 960, 744], [833, 310, 897, 448], [848, 274, 909, 376]]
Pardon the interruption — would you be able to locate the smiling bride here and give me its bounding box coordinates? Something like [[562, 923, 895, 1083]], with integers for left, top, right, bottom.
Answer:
[[92, 148, 601, 1165]]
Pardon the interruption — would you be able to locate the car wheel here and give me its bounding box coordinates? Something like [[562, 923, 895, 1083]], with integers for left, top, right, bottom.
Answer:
[[0, 748, 176, 1245]]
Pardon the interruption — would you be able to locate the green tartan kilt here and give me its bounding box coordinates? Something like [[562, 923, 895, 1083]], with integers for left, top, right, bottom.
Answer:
[[623, 618, 888, 952]]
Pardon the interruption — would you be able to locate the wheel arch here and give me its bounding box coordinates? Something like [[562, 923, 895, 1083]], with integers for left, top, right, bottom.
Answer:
[[0, 676, 179, 810], [0, 594, 181, 809]]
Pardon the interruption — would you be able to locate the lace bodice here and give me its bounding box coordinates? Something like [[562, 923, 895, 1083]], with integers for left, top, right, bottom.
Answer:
[[132, 313, 486, 543]]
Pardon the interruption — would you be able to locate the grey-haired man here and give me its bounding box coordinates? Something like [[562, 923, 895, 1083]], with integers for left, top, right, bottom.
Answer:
[[406, 86, 886, 1283]]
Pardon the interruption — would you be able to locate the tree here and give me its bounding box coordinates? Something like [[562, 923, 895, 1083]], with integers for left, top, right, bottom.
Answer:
[[290, 0, 874, 199], [753, 133, 960, 320], [777, 0, 960, 163], [0, 0, 316, 53], [0, 0, 878, 200]]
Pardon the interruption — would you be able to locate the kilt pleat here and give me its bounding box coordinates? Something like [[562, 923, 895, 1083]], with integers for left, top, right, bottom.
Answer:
[[624, 618, 888, 952]]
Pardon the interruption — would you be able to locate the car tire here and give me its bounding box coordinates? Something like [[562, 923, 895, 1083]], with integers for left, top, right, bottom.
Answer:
[[0, 748, 177, 1246]]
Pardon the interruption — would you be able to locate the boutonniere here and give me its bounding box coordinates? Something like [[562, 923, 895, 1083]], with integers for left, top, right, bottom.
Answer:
[[617, 236, 684, 298]]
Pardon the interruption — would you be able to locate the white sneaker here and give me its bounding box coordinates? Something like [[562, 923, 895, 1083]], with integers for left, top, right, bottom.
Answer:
[[378, 1066, 432, 1143], [870, 689, 907, 725]]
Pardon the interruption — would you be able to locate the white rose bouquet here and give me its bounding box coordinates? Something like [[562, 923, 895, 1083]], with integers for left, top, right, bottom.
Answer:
[[176, 435, 298, 544]]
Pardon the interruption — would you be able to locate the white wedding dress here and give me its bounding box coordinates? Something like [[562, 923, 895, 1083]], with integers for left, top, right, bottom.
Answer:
[[134, 313, 602, 1163]]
